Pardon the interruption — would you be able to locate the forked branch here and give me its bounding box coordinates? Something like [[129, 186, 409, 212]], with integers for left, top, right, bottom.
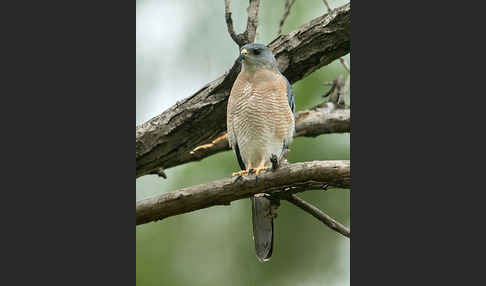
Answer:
[[224, 0, 261, 47]]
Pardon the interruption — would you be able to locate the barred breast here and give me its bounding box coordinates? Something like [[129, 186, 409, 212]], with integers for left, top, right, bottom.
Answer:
[[227, 68, 294, 169]]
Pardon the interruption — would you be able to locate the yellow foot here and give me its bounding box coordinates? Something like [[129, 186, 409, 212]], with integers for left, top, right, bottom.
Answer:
[[232, 170, 250, 177]]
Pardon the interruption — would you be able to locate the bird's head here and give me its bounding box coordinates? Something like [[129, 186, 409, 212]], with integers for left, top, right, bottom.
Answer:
[[239, 43, 278, 71]]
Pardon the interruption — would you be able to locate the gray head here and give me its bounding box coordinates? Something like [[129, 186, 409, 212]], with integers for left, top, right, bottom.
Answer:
[[239, 43, 278, 71]]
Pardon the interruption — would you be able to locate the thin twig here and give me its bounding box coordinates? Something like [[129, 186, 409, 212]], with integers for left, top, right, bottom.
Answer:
[[339, 57, 350, 73], [322, 0, 332, 11], [320, 0, 350, 107], [277, 0, 297, 36], [321, 75, 346, 107], [284, 194, 350, 238], [340, 73, 350, 106]]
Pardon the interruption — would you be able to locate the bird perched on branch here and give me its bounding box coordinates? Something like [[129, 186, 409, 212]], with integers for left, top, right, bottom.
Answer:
[[227, 43, 295, 261]]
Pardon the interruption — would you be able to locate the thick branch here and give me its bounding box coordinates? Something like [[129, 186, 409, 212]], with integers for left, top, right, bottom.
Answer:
[[136, 3, 350, 177], [136, 160, 350, 225], [284, 194, 350, 238], [188, 103, 350, 161]]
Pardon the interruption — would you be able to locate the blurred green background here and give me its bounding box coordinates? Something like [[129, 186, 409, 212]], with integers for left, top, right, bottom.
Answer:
[[136, 0, 350, 285]]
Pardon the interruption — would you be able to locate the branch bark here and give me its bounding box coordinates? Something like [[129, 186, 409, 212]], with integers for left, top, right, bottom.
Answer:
[[224, 0, 240, 45], [294, 103, 350, 137], [136, 160, 350, 225], [284, 194, 350, 238], [224, 0, 261, 47], [136, 3, 350, 178], [245, 0, 260, 44]]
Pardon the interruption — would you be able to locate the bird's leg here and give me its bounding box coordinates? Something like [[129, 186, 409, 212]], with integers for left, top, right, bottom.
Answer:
[[270, 154, 279, 171], [232, 163, 253, 177]]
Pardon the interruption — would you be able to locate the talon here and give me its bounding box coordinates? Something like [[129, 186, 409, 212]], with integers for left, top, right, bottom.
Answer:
[[252, 160, 268, 177]]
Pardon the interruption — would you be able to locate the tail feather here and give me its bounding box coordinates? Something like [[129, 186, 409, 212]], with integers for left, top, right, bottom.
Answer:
[[251, 195, 274, 262]]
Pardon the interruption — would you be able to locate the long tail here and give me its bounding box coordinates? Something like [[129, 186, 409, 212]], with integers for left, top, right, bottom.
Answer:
[[251, 195, 274, 262]]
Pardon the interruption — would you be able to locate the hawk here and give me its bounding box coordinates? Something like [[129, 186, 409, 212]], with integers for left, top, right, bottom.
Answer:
[[227, 43, 295, 261]]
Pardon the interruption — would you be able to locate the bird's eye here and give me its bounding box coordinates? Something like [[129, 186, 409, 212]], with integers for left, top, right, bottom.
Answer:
[[253, 49, 261, 55]]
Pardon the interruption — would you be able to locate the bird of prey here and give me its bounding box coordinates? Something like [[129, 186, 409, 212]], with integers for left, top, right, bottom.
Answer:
[[227, 43, 295, 262]]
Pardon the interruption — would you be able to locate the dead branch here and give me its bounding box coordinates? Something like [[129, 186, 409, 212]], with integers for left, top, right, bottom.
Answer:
[[136, 3, 350, 177], [224, 0, 241, 45], [322, 0, 332, 11], [245, 0, 260, 43], [224, 0, 261, 47], [136, 160, 350, 225], [277, 0, 297, 36], [322, 76, 347, 107], [339, 58, 350, 73], [284, 194, 350, 238]]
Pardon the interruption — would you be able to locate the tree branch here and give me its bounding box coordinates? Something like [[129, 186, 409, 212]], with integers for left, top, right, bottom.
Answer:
[[322, 0, 350, 75], [294, 103, 350, 137], [224, 0, 261, 47], [284, 194, 350, 238], [322, 0, 332, 11], [277, 0, 296, 36], [224, 0, 241, 46], [136, 160, 350, 225], [245, 0, 260, 43], [136, 3, 350, 178], [339, 57, 350, 73]]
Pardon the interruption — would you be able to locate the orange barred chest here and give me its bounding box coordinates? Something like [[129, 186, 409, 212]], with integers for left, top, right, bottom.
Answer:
[[229, 76, 293, 143]]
